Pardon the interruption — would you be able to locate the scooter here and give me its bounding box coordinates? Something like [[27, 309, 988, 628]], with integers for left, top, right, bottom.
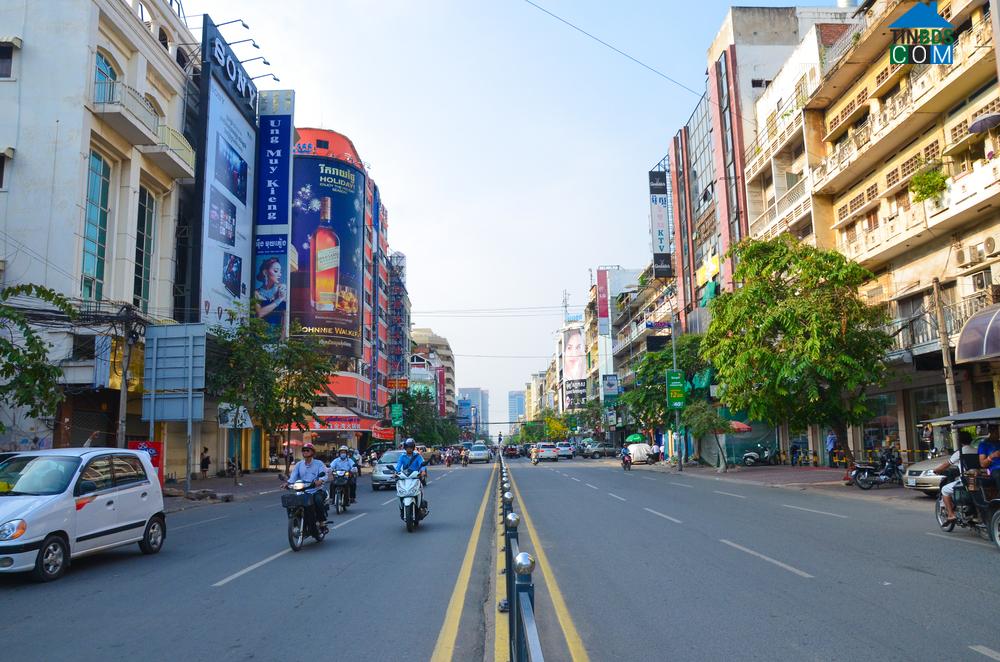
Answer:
[[742, 445, 777, 466], [531, 455, 539, 466], [621, 455, 632, 472], [445, 454, 453, 468], [281, 472, 328, 551], [461, 454, 469, 467], [396, 469, 428, 533], [853, 454, 904, 490], [329, 470, 351, 514]]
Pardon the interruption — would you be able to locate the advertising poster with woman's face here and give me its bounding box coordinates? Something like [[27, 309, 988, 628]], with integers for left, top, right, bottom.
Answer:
[[563, 328, 585, 381], [253, 234, 288, 328]]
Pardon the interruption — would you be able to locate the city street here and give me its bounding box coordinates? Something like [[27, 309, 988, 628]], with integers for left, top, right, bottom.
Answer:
[[505, 458, 1000, 662], [1, 464, 497, 662]]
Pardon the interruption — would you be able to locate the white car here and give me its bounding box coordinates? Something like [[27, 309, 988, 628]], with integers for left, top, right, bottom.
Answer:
[[0, 448, 166, 582], [535, 443, 559, 461], [468, 444, 491, 463], [556, 442, 575, 459]]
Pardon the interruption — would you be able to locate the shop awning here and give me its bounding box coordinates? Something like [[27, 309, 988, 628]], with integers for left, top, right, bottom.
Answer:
[[955, 304, 1000, 364], [923, 407, 1000, 425]]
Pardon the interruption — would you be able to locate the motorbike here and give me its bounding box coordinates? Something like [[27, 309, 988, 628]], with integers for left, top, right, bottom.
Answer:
[[621, 455, 632, 472], [531, 455, 539, 466], [281, 473, 327, 551], [445, 454, 453, 467], [329, 470, 351, 514], [396, 469, 428, 533], [461, 454, 469, 467], [935, 463, 1000, 545], [742, 445, 777, 466], [852, 454, 904, 490]]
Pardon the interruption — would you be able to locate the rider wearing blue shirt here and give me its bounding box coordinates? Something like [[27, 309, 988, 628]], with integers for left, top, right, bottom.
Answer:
[[979, 425, 1000, 473], [620, 444, 632, 459], [396, 439, 427, 476], [285, 443, 328, 526], [330, 446, 359, 503]]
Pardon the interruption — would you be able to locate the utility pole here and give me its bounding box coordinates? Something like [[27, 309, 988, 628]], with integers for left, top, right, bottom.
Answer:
[[932, 277, 960, 450], [670, 313, 682, 471], [116, 307, 139, 448]]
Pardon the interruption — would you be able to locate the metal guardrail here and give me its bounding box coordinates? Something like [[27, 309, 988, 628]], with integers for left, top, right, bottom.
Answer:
[[497, 461, 544, 662]]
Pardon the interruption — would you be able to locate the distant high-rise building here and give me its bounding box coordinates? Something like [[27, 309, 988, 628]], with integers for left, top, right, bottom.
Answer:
[[507, 391, 525, 432], [411, 328, 456, 415], [459, 387, 490, 438]]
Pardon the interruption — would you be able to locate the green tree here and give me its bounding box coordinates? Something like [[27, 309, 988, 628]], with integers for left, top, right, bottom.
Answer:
[[275, 324, 335, 469], [396, 391, 445, 444], [0, 284, 76, 434], [701, 236, 891, 459], [681, 400, 733, 472], [578, 398, 604, 438], [540, 408, 568, 440]]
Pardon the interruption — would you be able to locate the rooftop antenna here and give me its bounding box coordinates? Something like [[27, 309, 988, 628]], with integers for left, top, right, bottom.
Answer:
[[562, 289, 569, 322]]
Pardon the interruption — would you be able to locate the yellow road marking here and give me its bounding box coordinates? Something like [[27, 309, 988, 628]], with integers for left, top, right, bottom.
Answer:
[[494, 495, 510, 661], [430, 462, 496, 662], [508, 470, 591, 662]]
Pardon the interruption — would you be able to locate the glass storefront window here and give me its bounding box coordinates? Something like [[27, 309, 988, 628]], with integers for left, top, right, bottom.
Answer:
[[862, 393, 899, 453], [911, 385, 960, 451]]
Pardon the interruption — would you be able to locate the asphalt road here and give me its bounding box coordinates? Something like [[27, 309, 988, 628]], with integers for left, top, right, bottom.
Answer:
[[1, 463, 497, 662], [506, 457, 1000, 662]]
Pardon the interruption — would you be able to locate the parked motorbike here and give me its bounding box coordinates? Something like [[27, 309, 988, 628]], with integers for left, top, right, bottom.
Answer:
[[853, 453, 904, 490], [281, 472, 327, 551], [621, 455, 632, 472], [742, 445, 777, 466], [329, 470, 351, 514], [396, 469, 428, 533]]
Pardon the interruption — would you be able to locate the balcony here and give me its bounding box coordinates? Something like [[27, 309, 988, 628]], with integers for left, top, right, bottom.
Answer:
[[92, 81, 159, 145], [840, 204, 927, 267], [138, 125, 195, 179], [814, 19, 994, 194], [750, 178, 811, 240], [886, 292, 992, 359], [925, 159, 1000, 234]]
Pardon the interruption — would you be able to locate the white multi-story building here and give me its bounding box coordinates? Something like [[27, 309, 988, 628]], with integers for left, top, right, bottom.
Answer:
[[0, 0, 196, 449]]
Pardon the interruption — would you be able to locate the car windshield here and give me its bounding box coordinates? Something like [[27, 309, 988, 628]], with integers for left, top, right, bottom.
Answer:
[[472, 445, 487, 451], [540, 444, 555, 449], [379, 451, 404, 464], [0, 455, 81, 496]]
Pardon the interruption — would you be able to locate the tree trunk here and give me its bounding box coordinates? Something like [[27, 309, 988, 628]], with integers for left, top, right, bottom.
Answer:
[[835, 420, 853, 465], [715, 433, 728, 473]]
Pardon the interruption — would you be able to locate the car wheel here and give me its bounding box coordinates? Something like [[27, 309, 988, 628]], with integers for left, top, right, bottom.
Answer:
[[139, 515, 166, 555], [32, 534, 68, 582], [923, 490, 938, 497], [372, 483, 378, 491], [593, 453, 599, 459]]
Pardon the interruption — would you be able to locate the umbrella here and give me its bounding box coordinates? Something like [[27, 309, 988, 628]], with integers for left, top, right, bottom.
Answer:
[[729, 421, 752, 433], [580, 438, 594, 446], [970, 112, 1000, 134], [625, 433, 645, 444]]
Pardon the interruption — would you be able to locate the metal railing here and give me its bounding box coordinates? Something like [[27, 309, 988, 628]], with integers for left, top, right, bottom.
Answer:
[[93, 80, 160, 136], [498, 461, 544, 662], [156, 124, 196, 169]]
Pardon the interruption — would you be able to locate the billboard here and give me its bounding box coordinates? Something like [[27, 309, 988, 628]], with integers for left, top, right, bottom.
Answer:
[[457, 399, 472, 428], [199, 76, 256, 327], [650, 192, 670, 254], [653, 252, 674, 279], [601, 374, 619, 404], [596, 269, 610, 336], [253, 91, 295, 332], [290, 156, 365, 356], [564, 379, 587, 410], [436, 367, 446, 416], [562, 327, 585, 382]]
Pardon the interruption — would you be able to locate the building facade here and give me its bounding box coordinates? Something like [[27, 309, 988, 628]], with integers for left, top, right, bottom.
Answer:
[[412, 327, 456, 415], [507, 390, 525, 433], [458, 387, 489, 438]]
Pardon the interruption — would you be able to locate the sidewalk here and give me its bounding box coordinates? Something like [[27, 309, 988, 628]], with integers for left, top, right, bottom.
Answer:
[[162, 470, 286, 514]]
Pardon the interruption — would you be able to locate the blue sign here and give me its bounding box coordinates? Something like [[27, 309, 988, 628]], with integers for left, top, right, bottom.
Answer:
[[256, 113, 292, 226]]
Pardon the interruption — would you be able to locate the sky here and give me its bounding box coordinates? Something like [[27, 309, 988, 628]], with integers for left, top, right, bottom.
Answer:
[[184, 0, 834, 434]]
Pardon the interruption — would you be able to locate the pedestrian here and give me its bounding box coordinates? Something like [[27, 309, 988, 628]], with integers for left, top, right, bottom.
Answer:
[[200, 447, 210, 479], [826, 430, 837, 467]]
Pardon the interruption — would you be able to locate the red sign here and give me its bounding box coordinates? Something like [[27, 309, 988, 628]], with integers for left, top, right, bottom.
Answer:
[[597, 269, 610, 334], [310, 415, 362, 430], [372, 425, 395, 440], [128, 440, 164, 486], [436, 367, 446, 416], [387, 378, 409, 389]]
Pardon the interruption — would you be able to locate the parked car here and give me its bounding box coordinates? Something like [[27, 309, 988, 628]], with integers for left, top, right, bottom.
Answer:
[[468, 444, 491, 463], [902, 453, 950, 496], [535, 443, 559, 462], [556, 442, 575, 459], [0, 448, 166, 582], [372, 450, 404, 490], [583, 443, 617, 459]]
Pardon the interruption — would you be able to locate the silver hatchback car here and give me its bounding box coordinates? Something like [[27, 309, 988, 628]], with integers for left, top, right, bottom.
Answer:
[[372, 451, 403, 490]]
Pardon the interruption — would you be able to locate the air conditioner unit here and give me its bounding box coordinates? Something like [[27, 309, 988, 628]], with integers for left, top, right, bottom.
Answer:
[[986, 236, 999, 257], [957, 248, 981, 268]]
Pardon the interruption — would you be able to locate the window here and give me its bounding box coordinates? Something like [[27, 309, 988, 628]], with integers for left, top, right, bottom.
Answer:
[[95, 52, 117, 103], [865, 209, 879, 232], [0, 45, 12, 78], [0, 155, 5, 188], [316, 139, 329, 149], [134, 186, 156, 311], [158, 27, 169, 51], [82, 150, 111, 301], [77, 456, 113, 494], [112, 454, 147, 486]]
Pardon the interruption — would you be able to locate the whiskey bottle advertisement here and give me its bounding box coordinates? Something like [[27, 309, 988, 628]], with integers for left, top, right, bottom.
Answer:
[[289, 156, 365, 357]]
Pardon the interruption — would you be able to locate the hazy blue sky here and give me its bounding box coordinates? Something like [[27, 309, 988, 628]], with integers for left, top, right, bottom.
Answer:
[[185, 0, 833, 432]]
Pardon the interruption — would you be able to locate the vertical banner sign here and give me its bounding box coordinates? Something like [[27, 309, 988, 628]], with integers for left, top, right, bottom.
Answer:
[[197, 17, 259, 330], [666, 369, 686, 410], [596, 268, 610, 336], [649, 170, 673, 279], [290, 156, 366, 356], [436, 367, 446, 416], [254, 90, 295, 334]]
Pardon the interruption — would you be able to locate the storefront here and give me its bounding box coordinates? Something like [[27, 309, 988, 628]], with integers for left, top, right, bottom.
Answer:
[[861, 393, 900, 453], [910, 385, 958, 452]]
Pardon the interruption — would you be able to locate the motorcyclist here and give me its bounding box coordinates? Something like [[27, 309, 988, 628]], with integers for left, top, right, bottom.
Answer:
[[530, 445, 539, 463], [936, 430, 977, 524], [330, 445, 359, 504], [285, 442, 329, 530], [620, 443, 632, 462], [395, 439, 428, 517], [461, 447, 470, 466]]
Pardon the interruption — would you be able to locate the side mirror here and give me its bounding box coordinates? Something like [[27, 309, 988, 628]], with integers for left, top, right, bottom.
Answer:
[[76, 480, 98, 496]]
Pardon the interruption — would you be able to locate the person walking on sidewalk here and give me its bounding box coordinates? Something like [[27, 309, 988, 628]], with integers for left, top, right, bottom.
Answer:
[[200, 447, 210, 479], [826, 430, 838, 467]]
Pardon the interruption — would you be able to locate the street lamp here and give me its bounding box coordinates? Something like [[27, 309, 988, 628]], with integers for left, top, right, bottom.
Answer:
[[251, 73, 281, 82], [240, 56, 270, 66], [227, 39, 260, 49]]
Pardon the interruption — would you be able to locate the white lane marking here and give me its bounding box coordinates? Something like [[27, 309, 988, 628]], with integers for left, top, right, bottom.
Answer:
[[608, 493, 627, 502], [926, 532, 992, 547], [714, 490, 746, 499], [719, 539, 813, 578], [585, 483, 598, 490], [782, 504, 847, 519], [258, 488, 282, 495], [170, 515, 228, 531], [669, 481, 693, 488], [381, 497, 396, 506], [971, 645, 1000, 660], [641, 477, 656, 481], [212, 513, 367, 587], [643, 507, 682, 524], [571, 477, 581, 482]]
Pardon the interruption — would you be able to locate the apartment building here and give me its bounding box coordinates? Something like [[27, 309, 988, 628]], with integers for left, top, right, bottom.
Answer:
[[412, 327, 456, 415], [799, 0, 998, 457]]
